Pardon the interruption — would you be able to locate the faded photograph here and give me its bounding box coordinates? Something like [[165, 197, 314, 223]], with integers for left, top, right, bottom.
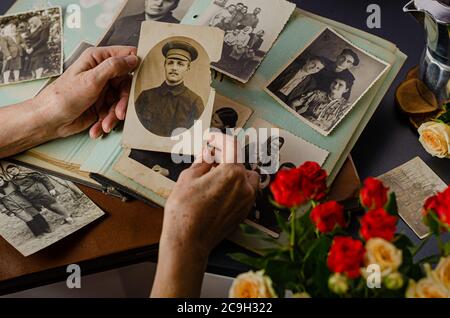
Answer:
[[122, 21, 222, 154], [135, 39, 206, 137], [0, 162, 104, 256], [211, 94, 253, 134], [0, 7, 63, 86], [193, 0, 295, 83], [266, 28, 390, 136], [100, 0, 195, 47], [378, 157, 448, 239]]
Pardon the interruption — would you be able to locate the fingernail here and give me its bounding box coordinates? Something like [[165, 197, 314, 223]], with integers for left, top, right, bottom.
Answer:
[[125, 55, 138, 67]]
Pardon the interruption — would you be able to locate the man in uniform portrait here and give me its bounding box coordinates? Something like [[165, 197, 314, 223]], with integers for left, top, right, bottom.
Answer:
[[135, 41, 205, 137]]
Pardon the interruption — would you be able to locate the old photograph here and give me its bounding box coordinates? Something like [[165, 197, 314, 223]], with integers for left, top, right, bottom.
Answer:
[[378, 157, 448, 239], [193, 0, 295, 83], [117, 93, 254, 192], [266, 27, 390, 136], [0, 162, 104, 256], [99, 0, 196, 47], [243, 118, 329, 235], [0, 7, 63, 86], [122, 21, 223, 154], [211, 93, 253, 134]]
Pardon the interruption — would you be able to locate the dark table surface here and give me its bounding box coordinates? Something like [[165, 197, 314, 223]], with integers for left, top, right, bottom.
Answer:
[[0, 0, 448, 284]]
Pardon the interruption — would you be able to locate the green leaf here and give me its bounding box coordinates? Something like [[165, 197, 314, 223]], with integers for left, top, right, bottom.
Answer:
[[229, 253, 264, 269], [274, 211, 289, 233], [425, 212, 441, 236], [437, 103, 450, 124], [385, 193, 399, 216], [444, 241, 450, 257]]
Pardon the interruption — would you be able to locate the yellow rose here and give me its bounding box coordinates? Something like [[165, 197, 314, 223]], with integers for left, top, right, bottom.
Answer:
[[431, 256, 450, 291], [292, 292, 311, 298], [364, 238, 402, 277], [229, 271, 277, 298], [406, 278, 449, 298], [418, 122, 450, 159]]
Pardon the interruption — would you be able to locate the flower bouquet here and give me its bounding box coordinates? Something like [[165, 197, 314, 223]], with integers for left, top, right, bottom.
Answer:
[[230, 162, 450, 298]]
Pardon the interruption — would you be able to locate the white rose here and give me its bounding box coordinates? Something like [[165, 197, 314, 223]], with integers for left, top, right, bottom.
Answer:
[[418, 122, 450, 159], [431, 256, 450, 292], [406, 278, 449, 298], [363, 238, 402, 277], [229, 271, 277, 298]]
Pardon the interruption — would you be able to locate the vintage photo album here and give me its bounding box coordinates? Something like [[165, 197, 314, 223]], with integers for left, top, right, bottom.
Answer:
[[1, 0, 407, 245]]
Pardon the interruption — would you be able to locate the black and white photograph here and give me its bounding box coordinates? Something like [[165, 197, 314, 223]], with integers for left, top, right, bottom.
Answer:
[[266, 27, 390, 136], [242, 118, 329, 235], [193, 0, 295, 83], [0, 161, 104, 256], [0, 7, 63, 86], [122, 21, 223, 154], [99, 0, 195, 47]]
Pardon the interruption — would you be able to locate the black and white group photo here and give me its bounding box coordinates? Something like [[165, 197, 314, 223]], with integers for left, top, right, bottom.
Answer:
[[100, 0, 195, 47], [0, 7, 63, 86], [194, 0, 295, 83], [266, 28, 390, 135], [0, 162, 104, 256]]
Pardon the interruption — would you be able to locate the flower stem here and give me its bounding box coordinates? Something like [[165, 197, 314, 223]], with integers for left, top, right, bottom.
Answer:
[[290, 208, 295, 261]]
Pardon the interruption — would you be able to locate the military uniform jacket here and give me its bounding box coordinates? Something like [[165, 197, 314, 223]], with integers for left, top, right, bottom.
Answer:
[[135, 82, 205, 137], [12, 173, 56, 205]]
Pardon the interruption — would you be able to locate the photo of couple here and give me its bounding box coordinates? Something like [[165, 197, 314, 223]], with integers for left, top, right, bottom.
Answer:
[[0, 7, 62, 86], [266, 28, 390, 135]]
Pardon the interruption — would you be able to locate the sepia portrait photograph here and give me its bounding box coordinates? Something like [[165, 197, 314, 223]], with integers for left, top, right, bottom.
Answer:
[[0, 162, 104, 256], [193, 0, 295, 83], [211, 93, 253, 134], [99, 0, 196, 47], [266, 27, 390, 136], [0, 7, 63, 86], [122, 21, 223, 154]]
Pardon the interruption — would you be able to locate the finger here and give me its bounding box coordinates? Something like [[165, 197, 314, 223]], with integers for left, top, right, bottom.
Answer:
[[86, 54, 138, 89], [206, 132, 242, 164], [188, 162, 214, 178], [114, 78, 132, 121], [246, 170, 260, 193], [194, 145, 215, 165], [101, 104, 120, 134], [89, 121, 104, 139], [70, 46, 137, 74]]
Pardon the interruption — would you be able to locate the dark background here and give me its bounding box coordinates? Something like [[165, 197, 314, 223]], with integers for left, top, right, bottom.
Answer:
[[0, 0, 448, 279]]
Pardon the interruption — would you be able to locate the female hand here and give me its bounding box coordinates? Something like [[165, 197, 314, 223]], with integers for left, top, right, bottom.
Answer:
[[35, 46, 138, 139]]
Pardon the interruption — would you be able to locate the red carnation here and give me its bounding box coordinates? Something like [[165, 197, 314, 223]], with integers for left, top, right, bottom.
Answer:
[[360, 177, 389, 210], [310, 201, 346, 233], [423, 186, 450, 229], [327, 236, 365, 279], [360, 208, 398, 241], [270, 162, 328, 208]]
